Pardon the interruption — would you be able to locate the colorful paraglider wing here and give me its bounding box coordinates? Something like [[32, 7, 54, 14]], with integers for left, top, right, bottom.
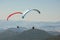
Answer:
[[22, 9, 40, 19], [7, 12, 22, 21], [22, 10, 30, 18]]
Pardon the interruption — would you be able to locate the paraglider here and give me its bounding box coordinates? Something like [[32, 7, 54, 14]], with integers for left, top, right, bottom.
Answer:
[[32, 26, 34, 29], [17, 26, 19, 28], [22, 9, 40, 19], [7, 12, 23, 21]]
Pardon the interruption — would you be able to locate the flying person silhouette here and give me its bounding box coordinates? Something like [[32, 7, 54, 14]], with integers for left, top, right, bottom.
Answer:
[[32, 26, 34, 29], [17, 26, 19, 28]]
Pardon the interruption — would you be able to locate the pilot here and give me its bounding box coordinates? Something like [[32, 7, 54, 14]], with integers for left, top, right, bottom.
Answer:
[[17, 26, 19, 28], [32, 26, 34, 29]]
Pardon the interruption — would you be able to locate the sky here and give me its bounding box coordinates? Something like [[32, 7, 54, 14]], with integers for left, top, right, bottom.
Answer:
[[0, 0, 60, 22]]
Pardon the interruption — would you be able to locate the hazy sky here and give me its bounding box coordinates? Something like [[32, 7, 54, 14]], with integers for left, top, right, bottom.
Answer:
[[0, 0, 60, 22]]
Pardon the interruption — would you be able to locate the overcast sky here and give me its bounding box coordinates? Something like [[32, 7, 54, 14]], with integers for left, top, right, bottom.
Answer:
[[0, 0, 60, 22]]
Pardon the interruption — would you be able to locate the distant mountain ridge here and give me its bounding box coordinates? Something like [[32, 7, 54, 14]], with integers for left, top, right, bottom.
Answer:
[[0, 27, 27, 40], [0, 27, 60, 40], [48, 31, 60, 35], [10, 29, 52, 40]]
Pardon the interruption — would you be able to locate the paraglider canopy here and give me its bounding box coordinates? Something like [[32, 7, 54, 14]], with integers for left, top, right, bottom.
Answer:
[[7, 11, 23, 21], [22, 9, 40, 19]]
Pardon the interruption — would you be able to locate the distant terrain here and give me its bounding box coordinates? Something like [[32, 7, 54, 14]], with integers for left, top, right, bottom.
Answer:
[[0, 20, 60, 40], [0, 29, 52, 40], [0, 27, 60, 40]]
